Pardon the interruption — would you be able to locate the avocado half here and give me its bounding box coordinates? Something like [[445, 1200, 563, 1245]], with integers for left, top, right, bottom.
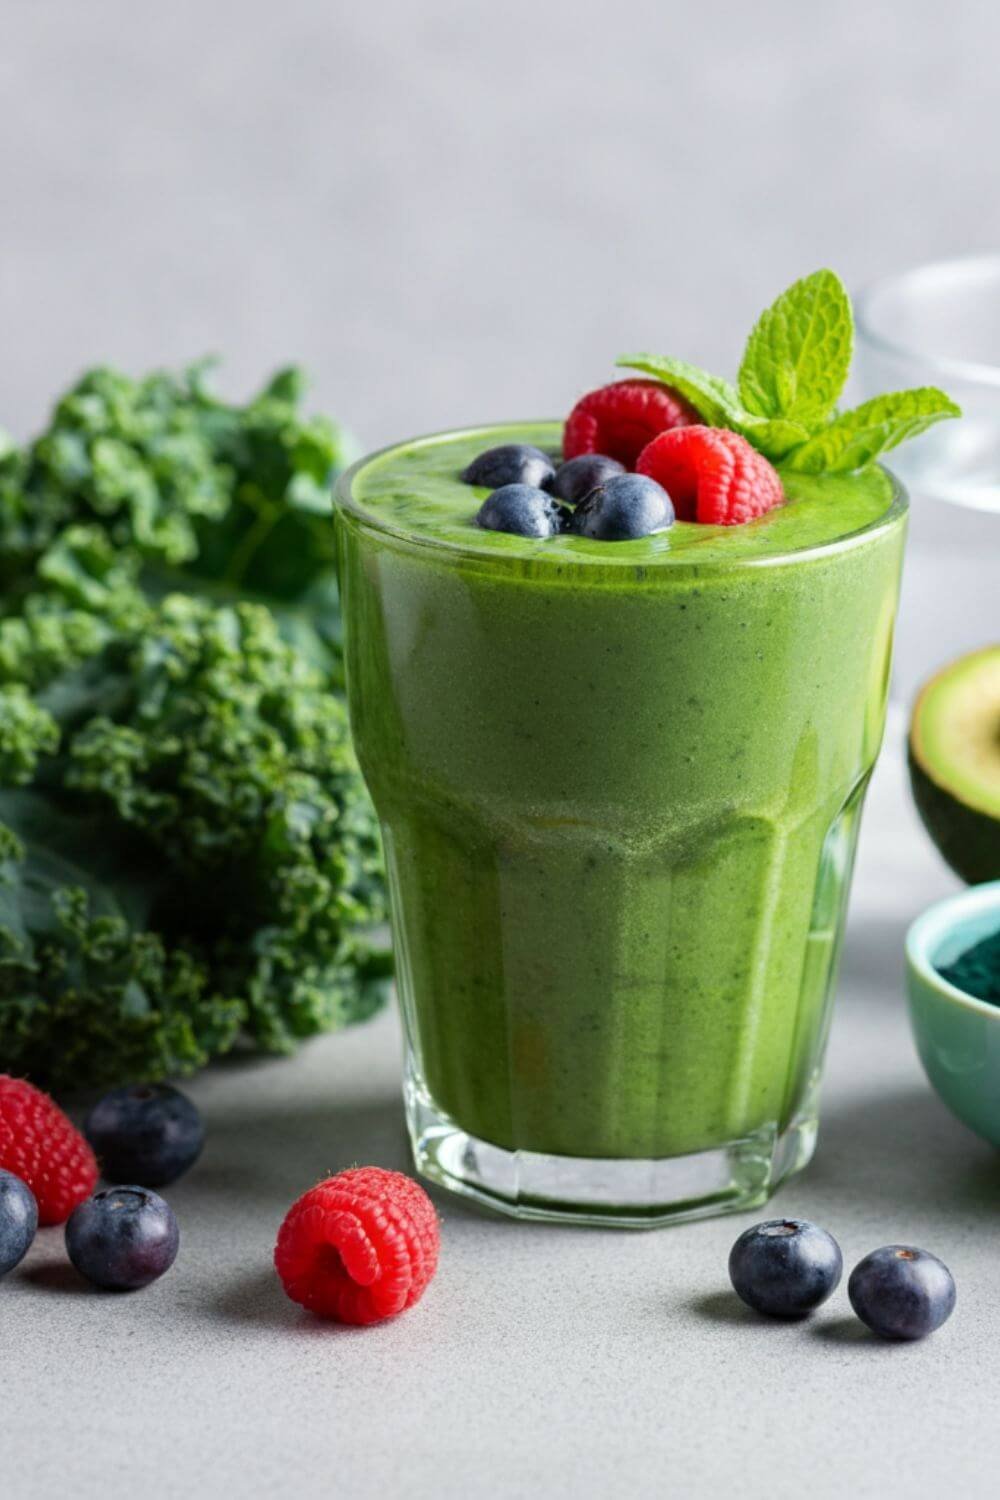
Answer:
[[909, 646, 1000, 884]]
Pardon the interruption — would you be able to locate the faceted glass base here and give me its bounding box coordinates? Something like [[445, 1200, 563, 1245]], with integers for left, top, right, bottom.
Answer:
[[405, 1071, 819, 1229]]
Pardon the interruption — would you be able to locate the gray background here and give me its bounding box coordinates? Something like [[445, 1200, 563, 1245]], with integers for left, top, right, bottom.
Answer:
[[3, 0, 1000, 448], [2, 3, 998, 1497]]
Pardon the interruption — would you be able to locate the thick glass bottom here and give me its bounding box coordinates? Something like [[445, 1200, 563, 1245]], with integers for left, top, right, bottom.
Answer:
[[405, 1068, 820, 1229]]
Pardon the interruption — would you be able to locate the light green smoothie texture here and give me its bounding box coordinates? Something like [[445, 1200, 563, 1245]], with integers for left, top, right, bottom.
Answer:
[[337, 424, 907, 1160]]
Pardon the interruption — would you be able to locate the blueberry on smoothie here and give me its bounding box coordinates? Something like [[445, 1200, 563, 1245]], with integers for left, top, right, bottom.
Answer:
[[551, 453, 625, 506], [848, 1246, 956, 1339], [0, 1169, 37, 1277], [475, 484, 565, 539], [66, 1186, 179, 1291], [728, 1218, 843, 1317], [85, 1083, 204, 1188], [570, 473, 674, 540], [461, 444, 556, 490]]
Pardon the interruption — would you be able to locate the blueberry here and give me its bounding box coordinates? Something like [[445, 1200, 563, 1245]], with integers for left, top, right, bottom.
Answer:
[[475, 484, 566, 539], [551, 454, 626, 506], [0, 1169, 37, 1277], [66, 1186, 179, 1291], [848, 1245, 956, 1340], [84, 1083, 204, 1188], [728, 1218, 843, 1318], [570, 473, 674, 540], [461, 444, 556, 490]]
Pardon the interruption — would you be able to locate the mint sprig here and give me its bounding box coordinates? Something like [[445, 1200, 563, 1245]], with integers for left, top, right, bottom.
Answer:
[[615, 353, 742, 428], [617, 353, 811, 459], [738, 269, 852, 428], [617, 269, 960, 474], [782, 388, 961, 474]]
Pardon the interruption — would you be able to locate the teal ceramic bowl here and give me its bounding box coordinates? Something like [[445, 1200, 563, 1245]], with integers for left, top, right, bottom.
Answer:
[[906, 881, 1000, 1147]]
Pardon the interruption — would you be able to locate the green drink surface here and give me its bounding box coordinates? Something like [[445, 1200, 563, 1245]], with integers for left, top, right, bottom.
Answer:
[[347, 422, 897, 568], [337, 425, 906, 1162]]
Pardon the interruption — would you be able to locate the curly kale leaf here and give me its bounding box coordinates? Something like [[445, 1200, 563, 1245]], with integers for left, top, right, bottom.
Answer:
[[0, 826, 243, 1092], [0, 367, 386, 1091], [0, 577, 387, 1091], [0, 366, 230, 571], [0, 363, 356, 673], [0, 688, 58, 785]]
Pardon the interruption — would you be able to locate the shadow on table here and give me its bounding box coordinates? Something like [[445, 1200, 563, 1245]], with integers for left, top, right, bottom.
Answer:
[[211, 1267, 298, 1331], [19, 1259, 91, 1296], [209, 1266, 390, 1336], [810, 1316, 881, 1347], [687, 1290, 808, 1330], [839, 913, 911, 1001], [190, 1098, 409, 1206], [184, 1091, 491, 1234], [838, 892, 969, 1005], [687, 1294, 897, 1350], [806, 1079, 1000, 1221], [686, 1291, 889, 1350], [209, 1265, 415, 1337]]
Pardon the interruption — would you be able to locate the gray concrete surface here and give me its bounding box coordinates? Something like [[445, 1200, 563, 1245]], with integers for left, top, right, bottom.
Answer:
[[3, 4, 1000, 1496], [7, 734, 995, 1500]]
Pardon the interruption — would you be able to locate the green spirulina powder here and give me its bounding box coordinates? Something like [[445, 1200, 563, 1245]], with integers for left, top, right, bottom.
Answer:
[[939, 929, 1000, 1005]]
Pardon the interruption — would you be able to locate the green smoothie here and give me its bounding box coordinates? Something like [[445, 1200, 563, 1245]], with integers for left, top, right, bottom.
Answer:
[[335, 423, 906, 1212]]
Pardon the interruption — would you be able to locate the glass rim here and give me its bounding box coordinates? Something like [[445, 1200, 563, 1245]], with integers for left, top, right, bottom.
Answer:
[[855, 253, 1000, 389], [334, 422, 908, 574]]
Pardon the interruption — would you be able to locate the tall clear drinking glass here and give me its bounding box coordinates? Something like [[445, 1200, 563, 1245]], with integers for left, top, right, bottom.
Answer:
[[335, 427, 907, 1226]]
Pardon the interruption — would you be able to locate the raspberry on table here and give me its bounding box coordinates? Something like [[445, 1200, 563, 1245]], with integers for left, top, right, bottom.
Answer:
[[563, 379, 699, 467], [636, 425, 784, 525], [0, 1076, 98, 1225], [274, 1166, 440, 1325]]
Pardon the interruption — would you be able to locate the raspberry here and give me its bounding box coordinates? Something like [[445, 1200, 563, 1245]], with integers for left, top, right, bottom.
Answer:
[[274, 1167, 440, 1325], [563, 379, 699, 467], [636, 425, 784, 525], [0, 1076, 98, 1225]]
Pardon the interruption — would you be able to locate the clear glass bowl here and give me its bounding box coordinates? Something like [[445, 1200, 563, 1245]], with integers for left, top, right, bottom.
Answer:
[[856, 255, 1000, 512], [856, 256, 1000, 702]]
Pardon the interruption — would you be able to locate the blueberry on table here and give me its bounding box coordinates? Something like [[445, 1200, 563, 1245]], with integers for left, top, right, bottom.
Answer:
[[66, 1186, 179, 1291], [550, 453, 625, 505], [0, 1169, 38, 1277], [84, 1083, 204, 1188], [475, 484, 566, 539], [848, 1245, 956, 1340], [461, 444, 556, 490], [570, 472, 674, 540], [728, 1218, 843, 1318]]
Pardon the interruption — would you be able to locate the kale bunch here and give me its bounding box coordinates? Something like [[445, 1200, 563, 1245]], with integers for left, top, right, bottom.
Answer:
[[0, 367, 388, 1090], [0, 361, 353, 675]]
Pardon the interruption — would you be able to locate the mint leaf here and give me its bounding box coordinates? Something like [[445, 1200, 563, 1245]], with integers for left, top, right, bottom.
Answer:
[[616, 354, 743, 428], [620, 292, 959, 473], [738, 269, 853, 429], [781, 388, 961, 473], [732, 414, 811, 461], [617, 355, 809, 460]]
